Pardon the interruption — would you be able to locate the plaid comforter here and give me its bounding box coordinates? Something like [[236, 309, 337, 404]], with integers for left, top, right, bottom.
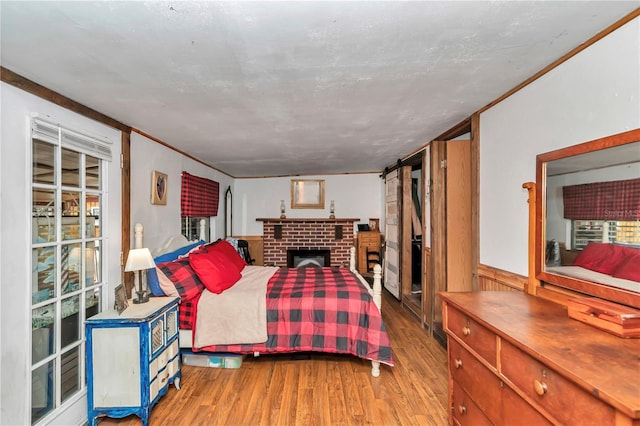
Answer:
[[184, 267, 394, 366]]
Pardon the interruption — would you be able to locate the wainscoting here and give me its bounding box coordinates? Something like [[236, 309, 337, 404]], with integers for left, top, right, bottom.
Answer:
[[477, 263, 528, 292]]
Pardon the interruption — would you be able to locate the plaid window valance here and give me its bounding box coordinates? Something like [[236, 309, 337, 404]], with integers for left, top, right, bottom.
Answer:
[[562, 178, 640, 220], [181, 171, 219, 217]]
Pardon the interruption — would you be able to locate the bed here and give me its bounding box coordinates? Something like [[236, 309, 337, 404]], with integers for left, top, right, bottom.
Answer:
[[546, 242, 640, 293], [134, 223, 394, 377]]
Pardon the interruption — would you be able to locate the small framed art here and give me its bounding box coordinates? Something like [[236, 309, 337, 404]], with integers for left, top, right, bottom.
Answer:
[[151, 171, 168, 205], [114, 284, 128, 314]]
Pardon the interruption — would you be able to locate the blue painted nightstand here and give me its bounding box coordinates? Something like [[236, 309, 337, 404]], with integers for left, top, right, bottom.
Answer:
[[86, 296, 181, 426]]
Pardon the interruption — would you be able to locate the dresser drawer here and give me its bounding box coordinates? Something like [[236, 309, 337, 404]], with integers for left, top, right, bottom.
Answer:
[[451, 380, 493, 426], [502, 381, 552, 425], [449, 339, 502, 423], [501, 339, 615, 425], [358, 232, 380, 245], [446, 306, 497, 367]]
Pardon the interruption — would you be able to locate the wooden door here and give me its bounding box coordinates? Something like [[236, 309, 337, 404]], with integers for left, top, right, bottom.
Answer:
[[384, 170, 400, 298], [446, 140, 472, 292], [429, 139, 472, 346], [400, 165, 414, 308], [429, 140, 447, 344], [400, 161, 426, 319]]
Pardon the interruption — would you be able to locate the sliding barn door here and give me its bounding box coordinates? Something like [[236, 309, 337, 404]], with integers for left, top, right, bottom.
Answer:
[[384, 170, 400, 298]]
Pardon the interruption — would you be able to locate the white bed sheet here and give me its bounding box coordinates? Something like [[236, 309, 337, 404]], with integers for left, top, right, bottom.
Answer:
[[546, 265, 640, 293]]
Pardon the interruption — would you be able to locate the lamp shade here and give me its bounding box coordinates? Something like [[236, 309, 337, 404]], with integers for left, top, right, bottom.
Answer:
[[124, 248, 155, 272]]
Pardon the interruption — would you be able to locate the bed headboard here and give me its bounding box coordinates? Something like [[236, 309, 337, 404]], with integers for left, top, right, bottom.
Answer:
[[134, 219, 207, 256]]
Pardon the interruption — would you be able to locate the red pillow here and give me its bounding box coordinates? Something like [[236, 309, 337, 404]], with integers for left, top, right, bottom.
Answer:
[[573, 243, 615, 275], [157, 259, 205, 302], [612, 252, 640, 282], [189, 250, 241, 294], [205, 240, 246, 272], [574, 243, 639, 275]]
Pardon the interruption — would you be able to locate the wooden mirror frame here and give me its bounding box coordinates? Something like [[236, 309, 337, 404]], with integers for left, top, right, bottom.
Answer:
[[291, 179, 325, 209], [535, 128, 640, 308], [224, 186, 232, 238]]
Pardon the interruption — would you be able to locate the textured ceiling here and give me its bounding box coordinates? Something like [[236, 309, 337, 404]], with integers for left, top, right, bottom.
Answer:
[[2, 1, 638, 177]]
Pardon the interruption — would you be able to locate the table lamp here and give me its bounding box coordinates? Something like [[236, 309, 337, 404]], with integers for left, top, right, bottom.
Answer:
[[124, 248, 155, 304]]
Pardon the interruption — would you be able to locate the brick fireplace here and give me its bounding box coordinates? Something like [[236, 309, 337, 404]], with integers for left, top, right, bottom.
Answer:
[[257, 218, 359, 267]]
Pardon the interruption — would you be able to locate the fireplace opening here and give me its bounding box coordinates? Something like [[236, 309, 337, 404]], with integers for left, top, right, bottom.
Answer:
[[287, 248, 331, 268]]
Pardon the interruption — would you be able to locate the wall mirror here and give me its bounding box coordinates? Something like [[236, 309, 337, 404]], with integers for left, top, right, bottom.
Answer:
[[535, 128, 640, 308], [291, 179, 325, 209], [224, 186, 233, 237]]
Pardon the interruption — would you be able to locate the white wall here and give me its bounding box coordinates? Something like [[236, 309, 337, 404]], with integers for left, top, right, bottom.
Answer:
[[234, 174, 383, 236], [0, 82, 122, 426], [479, 17, 640, 275], [130, 132, 234, 250]]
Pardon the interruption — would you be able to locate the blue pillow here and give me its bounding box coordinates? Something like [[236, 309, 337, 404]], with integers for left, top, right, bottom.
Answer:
[[147, 240, 205, 296]]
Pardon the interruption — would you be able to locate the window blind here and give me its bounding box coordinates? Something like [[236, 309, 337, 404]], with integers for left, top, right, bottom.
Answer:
[[180, 171, 219, 217], [32, 117, 113, 161], [562, 178, 640, 220]]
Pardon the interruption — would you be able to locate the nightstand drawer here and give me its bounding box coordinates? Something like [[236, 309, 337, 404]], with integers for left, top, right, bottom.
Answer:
[[150, 340, 177, 378], [501, 339, 615, 425], [446, 306, 497, 367], [167, 339, 179, 359], [149, 369, 169, 403], [167, 355, 179, 376]]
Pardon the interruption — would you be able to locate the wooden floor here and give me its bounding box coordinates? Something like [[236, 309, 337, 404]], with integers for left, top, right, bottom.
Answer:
[[99, 291, 449, 425]]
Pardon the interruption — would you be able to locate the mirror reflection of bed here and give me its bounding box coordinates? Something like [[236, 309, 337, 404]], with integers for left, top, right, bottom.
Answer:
[[536, 130, 640, 308]]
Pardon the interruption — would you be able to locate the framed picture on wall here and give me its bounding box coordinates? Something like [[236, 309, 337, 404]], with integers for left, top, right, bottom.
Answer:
[[151, 171, 168, 205], [291, 179, 325, 209]]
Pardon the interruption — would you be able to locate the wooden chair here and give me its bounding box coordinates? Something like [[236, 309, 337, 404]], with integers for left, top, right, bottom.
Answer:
[[237, 239, 255, 265], [366, 246, 381, 273]]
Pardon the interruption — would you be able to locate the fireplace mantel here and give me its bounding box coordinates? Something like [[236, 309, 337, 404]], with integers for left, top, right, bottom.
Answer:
[[257, 218, 360, 222]]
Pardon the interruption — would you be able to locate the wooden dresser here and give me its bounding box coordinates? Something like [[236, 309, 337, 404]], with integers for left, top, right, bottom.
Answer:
[[356, 231, 381, 275], [440, 291, 640, 426]]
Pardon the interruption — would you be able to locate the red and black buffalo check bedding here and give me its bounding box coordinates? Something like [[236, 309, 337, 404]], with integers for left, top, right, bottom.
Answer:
[[181, 267, 394, 366]]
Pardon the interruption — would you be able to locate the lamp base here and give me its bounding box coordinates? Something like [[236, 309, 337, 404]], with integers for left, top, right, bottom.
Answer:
[[133, 291, 150, 304]]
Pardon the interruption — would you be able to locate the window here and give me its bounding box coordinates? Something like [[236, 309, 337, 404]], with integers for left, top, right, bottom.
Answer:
[[31, 118, 110, 424], [572, 220, 640, 249], [181, 216, 209, 241], [180, 171, 219, 241]]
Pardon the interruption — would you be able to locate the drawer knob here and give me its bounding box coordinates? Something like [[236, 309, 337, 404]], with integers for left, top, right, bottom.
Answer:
[[458, 405, 467, 415], [533, 379, 548, 396], [462, 326, 471, 336], [454, 358, 463, 369]]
